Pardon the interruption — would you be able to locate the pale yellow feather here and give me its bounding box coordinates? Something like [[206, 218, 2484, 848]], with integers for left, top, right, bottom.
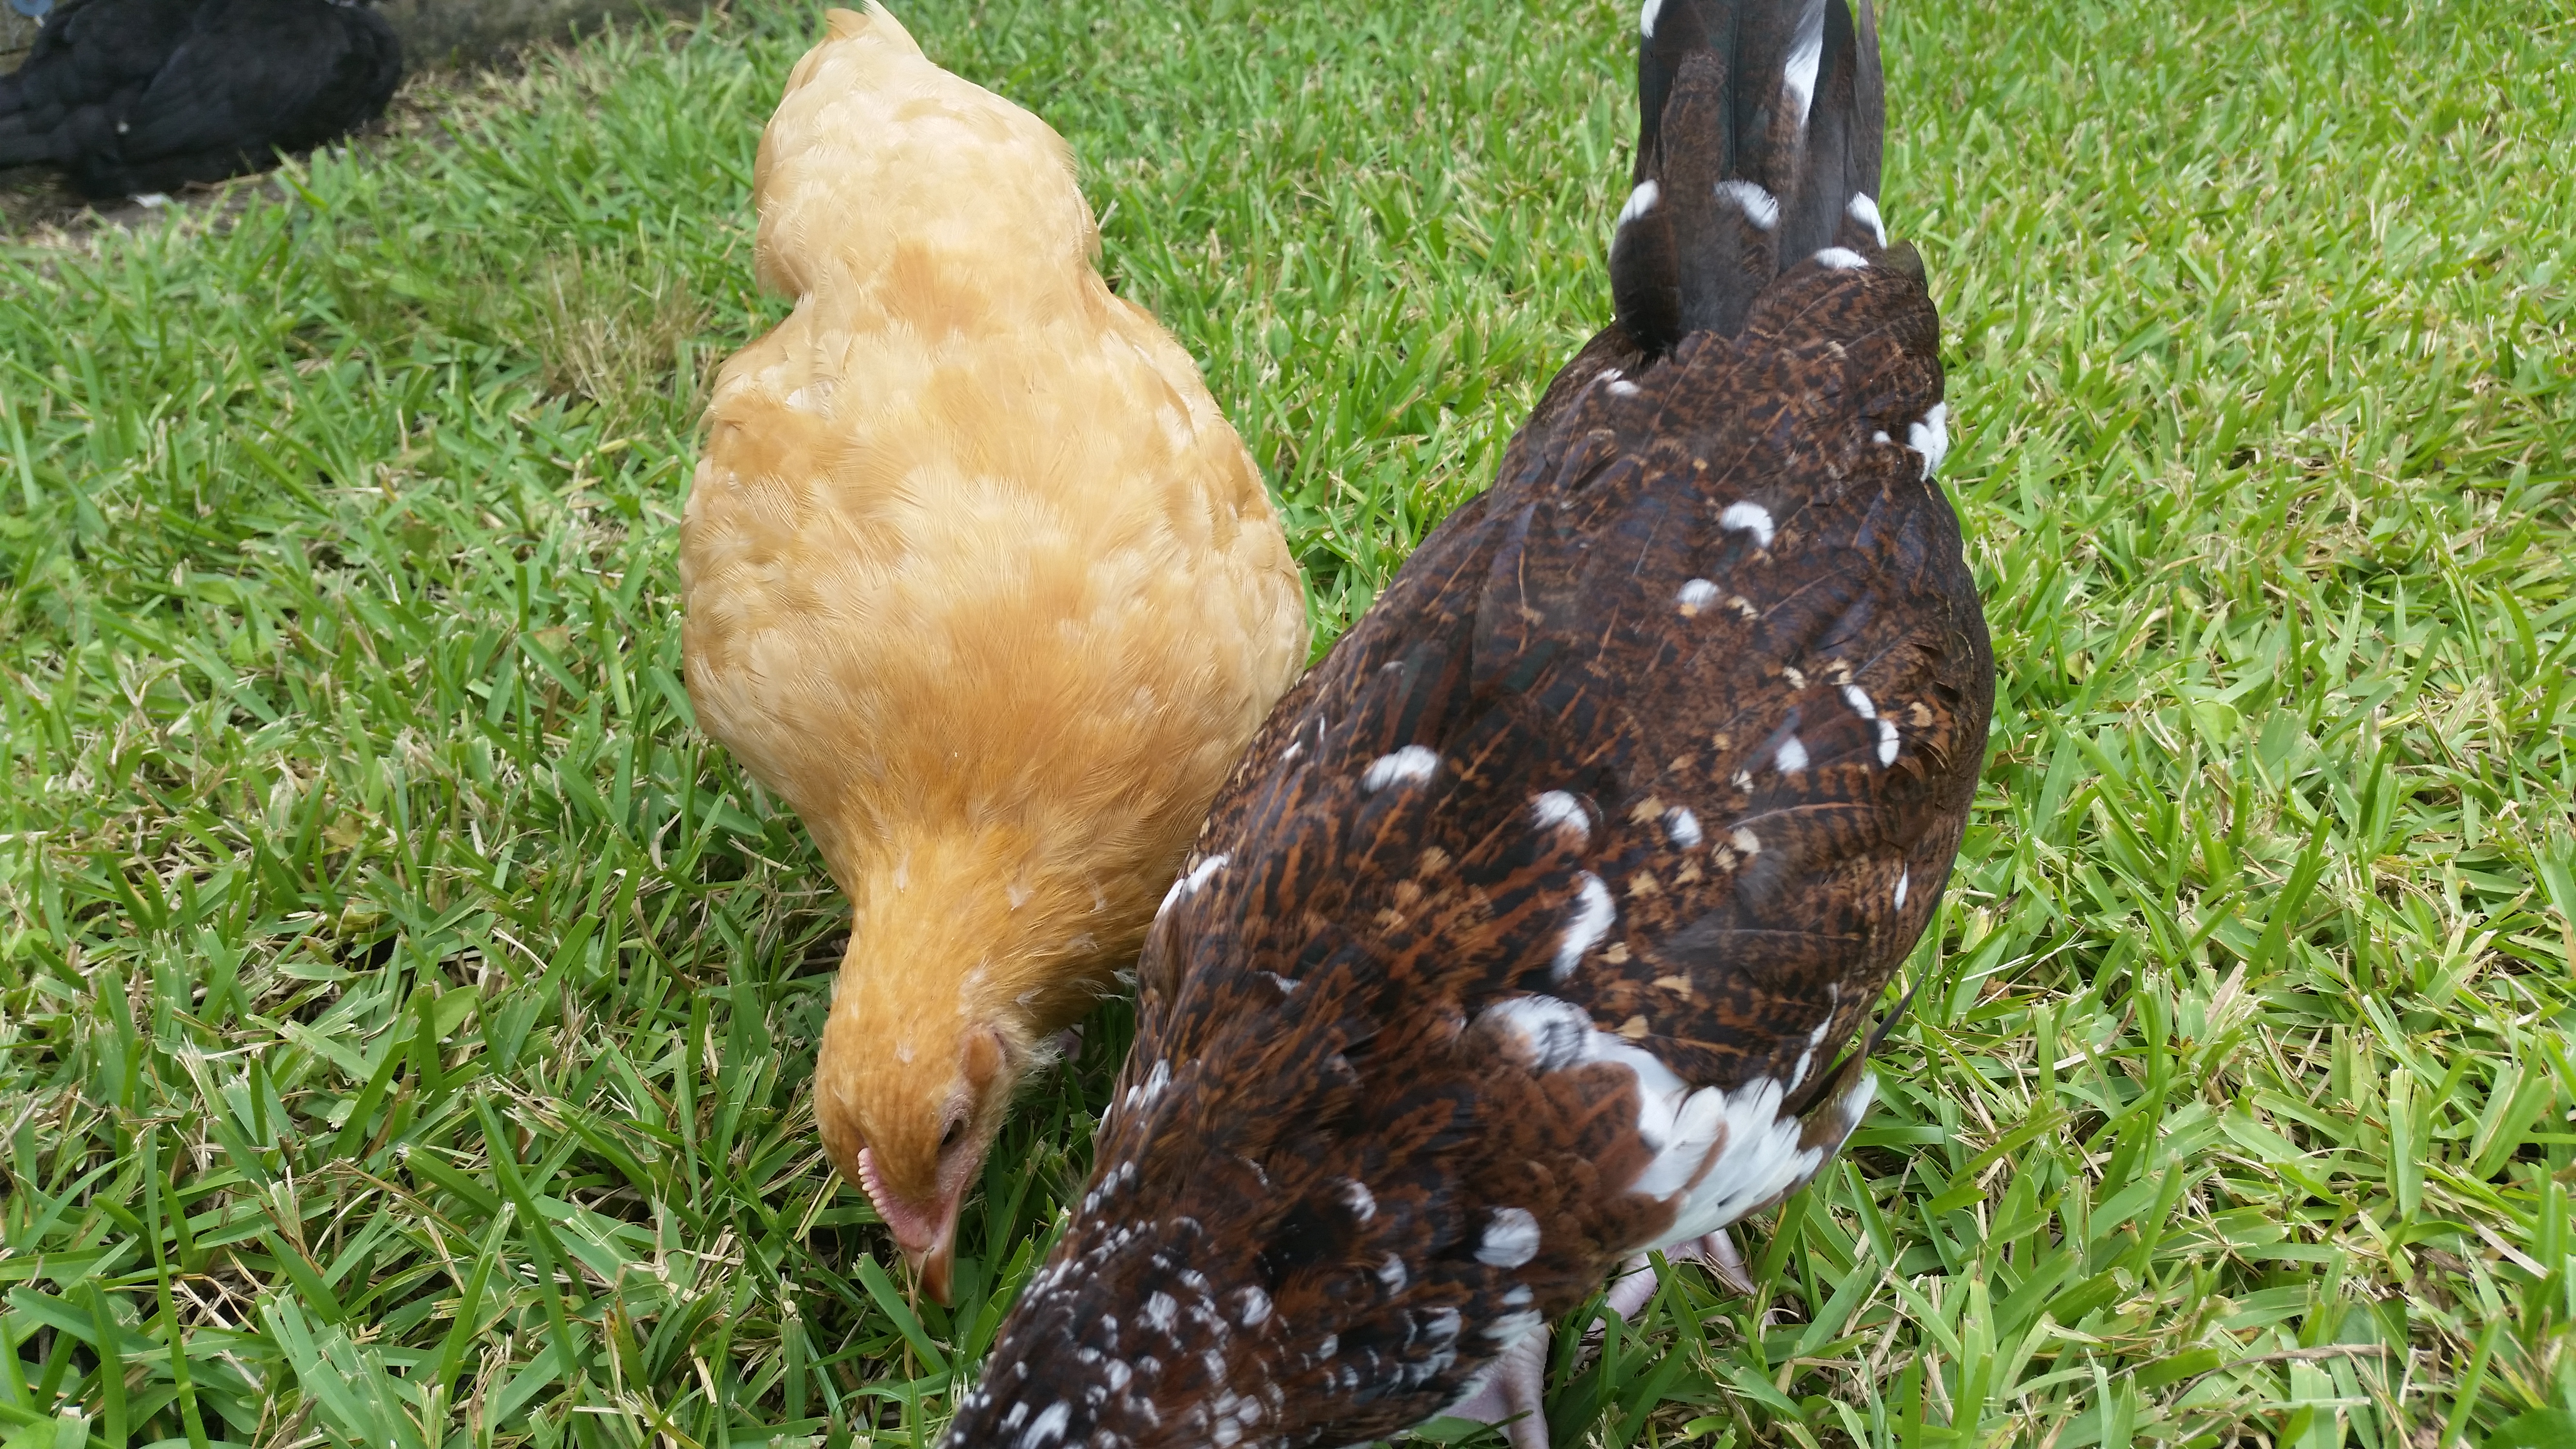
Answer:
[[679, 3, 1304, 1228]]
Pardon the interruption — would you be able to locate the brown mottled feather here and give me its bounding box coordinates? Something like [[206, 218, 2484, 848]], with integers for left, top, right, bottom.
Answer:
[[947, 0, 1991, 1445]]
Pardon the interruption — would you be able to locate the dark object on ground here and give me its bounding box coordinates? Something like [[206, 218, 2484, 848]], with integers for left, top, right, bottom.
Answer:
[[0, 0, 401, 198]]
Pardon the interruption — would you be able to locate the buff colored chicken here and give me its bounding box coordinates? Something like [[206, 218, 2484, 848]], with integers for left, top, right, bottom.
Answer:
[[679, 3, 1306, 1304]]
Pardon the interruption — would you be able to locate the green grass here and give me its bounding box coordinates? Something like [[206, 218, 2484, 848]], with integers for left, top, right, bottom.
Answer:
[[2, 0, 2573, 1444]]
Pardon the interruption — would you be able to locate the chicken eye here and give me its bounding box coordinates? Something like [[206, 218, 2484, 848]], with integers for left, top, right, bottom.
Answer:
[[939, 1120, 964, 1152]]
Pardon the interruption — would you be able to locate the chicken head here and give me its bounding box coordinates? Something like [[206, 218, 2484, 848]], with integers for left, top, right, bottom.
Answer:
[[818, 993, 1017, 1305]]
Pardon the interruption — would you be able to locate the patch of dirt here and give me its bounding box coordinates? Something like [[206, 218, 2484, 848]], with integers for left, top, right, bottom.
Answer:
[[0, 168, 233, 240]]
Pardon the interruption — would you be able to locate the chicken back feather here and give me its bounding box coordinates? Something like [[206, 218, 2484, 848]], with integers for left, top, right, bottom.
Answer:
[[945, 0, 1992, 1443]]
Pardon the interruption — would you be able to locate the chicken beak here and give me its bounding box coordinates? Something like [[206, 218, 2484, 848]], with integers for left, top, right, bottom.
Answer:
[[907, 1232, 956, 1306], [857, 1147, 963, 1305]]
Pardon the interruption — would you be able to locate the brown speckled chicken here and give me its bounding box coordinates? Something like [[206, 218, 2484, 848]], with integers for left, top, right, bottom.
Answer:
[[943, 0, 1992, 1444], [680, 3, 1306, 1305]]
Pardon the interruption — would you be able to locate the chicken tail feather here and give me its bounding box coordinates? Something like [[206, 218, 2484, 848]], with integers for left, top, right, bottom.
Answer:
[[1610, 0, 1889, 350]]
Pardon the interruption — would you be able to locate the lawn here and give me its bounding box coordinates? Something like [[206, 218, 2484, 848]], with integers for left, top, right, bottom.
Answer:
[[2, 0, 2572, 1444]]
